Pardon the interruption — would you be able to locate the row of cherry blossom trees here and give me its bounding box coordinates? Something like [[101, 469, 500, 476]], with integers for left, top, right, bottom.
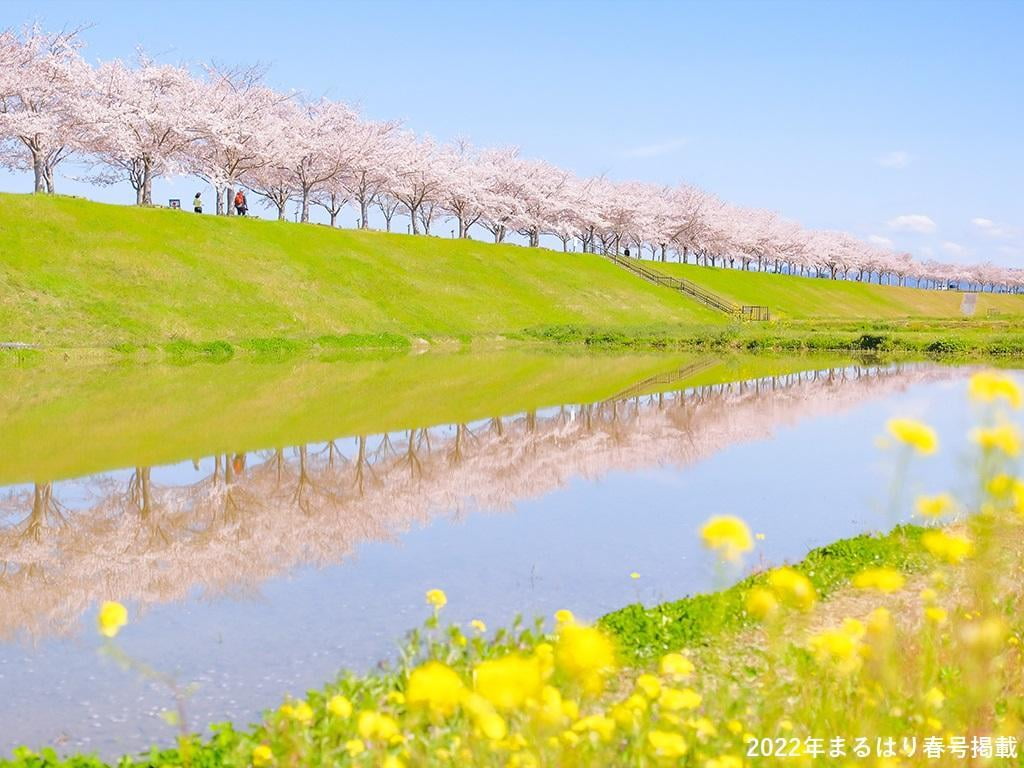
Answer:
[[0, 26, 1019, 292]]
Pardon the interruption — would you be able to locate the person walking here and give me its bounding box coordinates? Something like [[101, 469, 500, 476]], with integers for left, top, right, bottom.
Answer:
[[193, 192, 203, 214], [234, 190, 248, 216]]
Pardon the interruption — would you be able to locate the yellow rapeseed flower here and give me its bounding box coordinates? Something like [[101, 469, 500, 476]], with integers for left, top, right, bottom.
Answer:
[[745, 586, 779, 621], [866, 607, 892, 637], [556, 624, 616, 693], [706, 756, 743, 768], [571, 714, 616, 741], [290, 700, 313, 725], [251, 745, 273, 767], [327, 695, 353, 719], [852, 567, 905, 593], [915, 493, 955, 518], [425, 589, 448, 609], [925, 606, 948, 625], [473, 654, 544, 710], [630, 571, 641, 580], [767, 567, 818, 611], [808, 620, 865, 674], [406, 661, 466, 717], [647, 729, 688, 758], [924, 687, 945, 710], [658, 687, 702, 711], [344, 739, 365, 757], [887, 418, 939, 455], [969, 371, 1023, 409], [554, 609, 575, 625], [470, 619, 487, 633], [658, 652, 695, 681], [922, 531, 974, 564], [700, 515, 754, 561], [635, 673, 661, 699], [382, 757, 405, 768], [972, 424, 1022, 457], [97, 601, 128, 638], [357, 710, 400, 741]]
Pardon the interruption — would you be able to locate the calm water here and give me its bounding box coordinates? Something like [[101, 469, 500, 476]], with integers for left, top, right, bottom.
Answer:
[[0, 352, 1005, 756]]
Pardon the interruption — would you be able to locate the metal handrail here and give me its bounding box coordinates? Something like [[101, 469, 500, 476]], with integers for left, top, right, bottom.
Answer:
[[604, 252, 769, 320]]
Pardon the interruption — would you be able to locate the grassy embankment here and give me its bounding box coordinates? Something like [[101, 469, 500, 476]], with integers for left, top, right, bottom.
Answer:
[[2, 193, 1024, 359]]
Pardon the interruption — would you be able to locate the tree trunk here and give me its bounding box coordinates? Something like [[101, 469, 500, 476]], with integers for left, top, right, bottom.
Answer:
[[359, 198, 369, 229], [458, 215, 467, 238], [43, 164, 55, 194], [141, 162, 153, 206], [300, 188, 310, 223], [32, 155, 46, 193], [226, 187, 235, 216], [409, 206, 420, 235]]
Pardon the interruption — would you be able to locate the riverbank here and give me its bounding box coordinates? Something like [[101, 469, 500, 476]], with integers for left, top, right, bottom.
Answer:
[[4, 194, 1024, 358], [0, 518, 983, 768]]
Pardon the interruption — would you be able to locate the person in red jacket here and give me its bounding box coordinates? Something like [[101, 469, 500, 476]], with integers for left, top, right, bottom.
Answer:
[[234, 190, 248, 216]]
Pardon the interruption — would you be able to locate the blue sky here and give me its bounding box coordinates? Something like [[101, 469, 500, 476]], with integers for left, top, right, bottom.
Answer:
[[3, 0, 1021, 265]]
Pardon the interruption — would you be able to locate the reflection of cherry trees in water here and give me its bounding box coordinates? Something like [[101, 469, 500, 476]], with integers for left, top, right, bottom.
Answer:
[[0, 364, 958, 641]]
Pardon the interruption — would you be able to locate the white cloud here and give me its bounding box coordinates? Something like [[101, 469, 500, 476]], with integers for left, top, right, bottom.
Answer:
[[876, 150, 911, 169], [971, 217, 1013, 238], [887, 214, 936, 234], [623, 138, 688, 159], [941, 241, 966, 255], [868, 235, 893, 248]]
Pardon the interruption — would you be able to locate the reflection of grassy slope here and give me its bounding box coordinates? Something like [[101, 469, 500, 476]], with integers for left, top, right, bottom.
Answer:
[[0, 194, 719, 347], [645, 260, 1024, 319], [0, 351, 708, 484]]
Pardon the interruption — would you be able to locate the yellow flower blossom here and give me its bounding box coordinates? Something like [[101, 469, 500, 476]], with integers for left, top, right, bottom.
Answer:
[[326, 695, 353, 719], [969, 371, 1023, 409], [635, 673, 661, 699], [474, 654, 544, 710], [726, 719, 744, 734], [745, 587, 779, 620], [647, 729, 688, 758], [972, 424, 1022, 457], [477, 711, 508, 741], [344, 739, 365, 757], [925, 606, 948, 625], [658, 688, 702, 711], [571, 714, 616, 741], [280, 700, 313, 725], [887, 418, 939, 455], [808, 621, 865, 674], [556, 624, 616, 693], [700, 515, 754, 561], [536, 685, 570, 725], [767, 567, 818, 610], [688, 716, 717, 738], [357, 710, 400, 741], [382, 757, 405, 768], [866, 607, 892, 637], [924, 687, 945, 709], [706, 756, 743, 768], [853, 567, 905, 593], [470, 619, 487, 633], [251, 745, 273, 767], [97, 601, 128, 638], [658, 652, 695, 681], [425, 589, 447, 608], [915, 493, 955, 519], [554, 609, 575, 625], [407, 661, 466, 717], [630, 571, 641, 580], [922, 531, 974, 564]]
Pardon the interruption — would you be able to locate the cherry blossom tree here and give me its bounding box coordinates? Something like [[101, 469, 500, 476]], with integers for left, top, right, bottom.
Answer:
[[86, 57, 195, 205], [0, 25, 91, 193], [185, 65, 291, 215]]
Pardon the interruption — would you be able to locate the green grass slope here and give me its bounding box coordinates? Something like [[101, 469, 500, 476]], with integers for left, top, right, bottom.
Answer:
[[644, 260, 1024, 320], [0, 194, 720, 346]]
